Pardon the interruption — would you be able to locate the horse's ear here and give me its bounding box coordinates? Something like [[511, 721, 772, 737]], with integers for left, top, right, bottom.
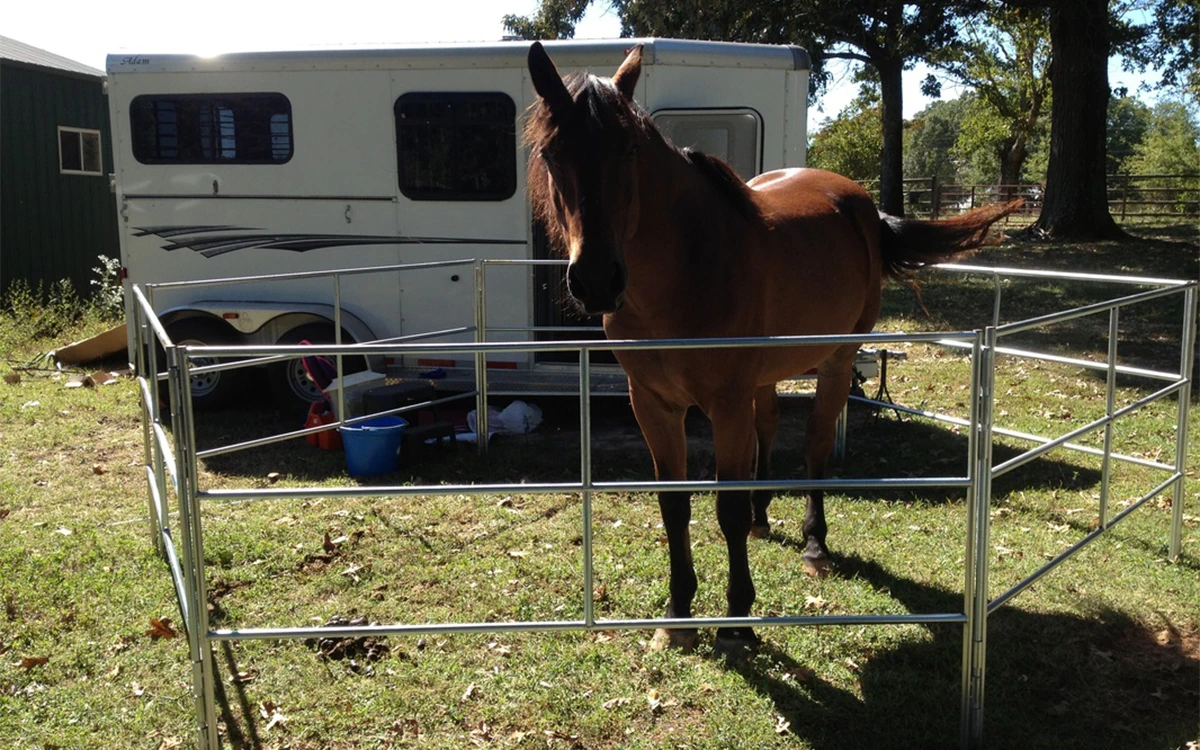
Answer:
[[612, 44, 643, 100], [528, 42, 572, 117]]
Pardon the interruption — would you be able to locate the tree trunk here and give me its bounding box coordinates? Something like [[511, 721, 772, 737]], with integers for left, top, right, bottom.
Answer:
[[877, 57, 905, 216], [998, 136, 1027, 200], [1032, 0, 1125, 239]]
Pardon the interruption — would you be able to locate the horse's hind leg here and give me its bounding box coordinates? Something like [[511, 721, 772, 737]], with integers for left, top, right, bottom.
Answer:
[[750, 384, 779, 539], [803, 345, 858, 577], [709, 392, 761, 660], [629, 385, 698, 653]]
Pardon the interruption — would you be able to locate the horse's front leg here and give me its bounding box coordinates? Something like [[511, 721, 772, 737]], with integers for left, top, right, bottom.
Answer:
[[710, 393, 760, 660], [628, 385, 697, 652]]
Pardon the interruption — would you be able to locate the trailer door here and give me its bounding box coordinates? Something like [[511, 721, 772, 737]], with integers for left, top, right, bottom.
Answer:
[[389, 71, 529, 369]]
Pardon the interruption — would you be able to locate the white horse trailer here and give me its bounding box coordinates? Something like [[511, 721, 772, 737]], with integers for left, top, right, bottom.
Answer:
[[107, 38, 812, 408]]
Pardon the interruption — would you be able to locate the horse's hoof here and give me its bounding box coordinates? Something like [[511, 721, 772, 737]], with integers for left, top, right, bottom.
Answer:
[[649, 628, 698, 654], [749, 523, 771, 539], [803, 555, 833, 578], [713, 630, 760, 663]]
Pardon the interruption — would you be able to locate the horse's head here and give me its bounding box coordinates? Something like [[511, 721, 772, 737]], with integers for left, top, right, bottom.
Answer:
[[525, 42, 647, 315]]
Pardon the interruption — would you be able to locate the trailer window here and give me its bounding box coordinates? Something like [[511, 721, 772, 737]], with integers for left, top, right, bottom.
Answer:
[[396, 93, 516, 201], [130, 93, 293, 164]]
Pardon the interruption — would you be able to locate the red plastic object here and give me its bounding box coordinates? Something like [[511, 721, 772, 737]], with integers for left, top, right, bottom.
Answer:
[[304, 402, 342, 450]]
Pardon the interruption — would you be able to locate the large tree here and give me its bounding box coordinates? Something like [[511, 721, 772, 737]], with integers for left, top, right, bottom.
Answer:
[[504, 0, 986, 216], [1017, 0, 1125, 238], [934, 6, 1051, 195]]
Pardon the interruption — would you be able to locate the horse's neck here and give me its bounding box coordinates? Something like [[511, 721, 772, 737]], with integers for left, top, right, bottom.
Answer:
[[615, 149, 750, 332]]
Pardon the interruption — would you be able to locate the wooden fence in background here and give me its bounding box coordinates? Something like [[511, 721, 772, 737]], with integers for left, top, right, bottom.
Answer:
[[859, 173, 1199, 221]]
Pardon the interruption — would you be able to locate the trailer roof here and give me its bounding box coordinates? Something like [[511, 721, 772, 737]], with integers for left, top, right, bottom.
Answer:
[[106, 37, 810, 75]]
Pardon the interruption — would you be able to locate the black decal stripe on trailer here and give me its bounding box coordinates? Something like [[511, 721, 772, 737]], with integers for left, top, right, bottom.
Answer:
[[133, 227, 526, 258]]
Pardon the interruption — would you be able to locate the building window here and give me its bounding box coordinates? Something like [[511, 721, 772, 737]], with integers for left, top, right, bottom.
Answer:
[[59, 127, 103, 175], [130, 93, 293, 164], [396, 92, 516, 201]]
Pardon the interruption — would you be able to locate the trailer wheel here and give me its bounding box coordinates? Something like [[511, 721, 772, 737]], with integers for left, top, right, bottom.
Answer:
[[267, 323, 367, 412], [160, 319, 248, 410]]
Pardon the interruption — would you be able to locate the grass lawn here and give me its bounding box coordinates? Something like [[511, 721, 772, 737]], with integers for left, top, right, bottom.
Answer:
[[1, 224, 1197, 749]]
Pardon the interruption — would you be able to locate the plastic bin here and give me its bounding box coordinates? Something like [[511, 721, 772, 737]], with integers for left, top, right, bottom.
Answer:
[[339, 417, 407, 477]]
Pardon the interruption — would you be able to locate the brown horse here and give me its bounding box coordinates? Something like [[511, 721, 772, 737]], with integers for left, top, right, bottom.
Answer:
[[525, 42, 1020, 658]]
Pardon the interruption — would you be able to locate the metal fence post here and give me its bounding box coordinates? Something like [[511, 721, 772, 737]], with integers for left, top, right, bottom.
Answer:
[[1169, 287, 1198, 560], [1099, 308, 1119, 529], [173, 350, 219, 750], [964, 326, 996, 748], [580, 349, 595, 627], [473, 260, 489, 456], [960, 330, 984, 747]]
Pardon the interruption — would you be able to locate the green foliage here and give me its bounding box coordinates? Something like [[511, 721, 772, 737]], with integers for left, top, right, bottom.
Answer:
[[932, 5, 1051, 187], [502, 0, 591, 40], [0, 273, 124, 360], [904, 98, 969, 184], [1, 279, 87, 350], [1105, 95, 1153, 175], [1124, 99, 1200, 176], [89, 255, 125, 318], [808, 91, 882, 180]]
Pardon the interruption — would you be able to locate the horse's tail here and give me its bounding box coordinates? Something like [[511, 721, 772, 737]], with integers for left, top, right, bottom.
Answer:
[[879, 200, 1023, 279]]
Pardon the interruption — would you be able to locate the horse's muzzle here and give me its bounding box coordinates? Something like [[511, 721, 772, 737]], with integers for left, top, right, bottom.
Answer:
[[566, 259, 626, 315]]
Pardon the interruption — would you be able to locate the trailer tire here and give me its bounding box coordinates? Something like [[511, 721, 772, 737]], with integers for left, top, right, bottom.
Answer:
[[159, 319, 248, 410], [267, 322, 367, 412]]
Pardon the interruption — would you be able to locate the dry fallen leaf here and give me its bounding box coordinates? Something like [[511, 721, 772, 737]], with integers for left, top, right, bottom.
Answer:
[[267, 472, 282, 484], [461, 682, 479, 702], [783, 665, 815, 683], [54, 527, 72, 536], [323, 532, 337, 554], [19, 656, 49, 669], [131, 682, 146, 697], [646, 688, 663, 713], [92, 464, 107, 476], [803, 595, 827, 611], [3, 372, 20, 385], [146, 617, 178, 639], [593, 584, 608, 602], [774, 715, 791, 734], [259, 700, 287, 731]]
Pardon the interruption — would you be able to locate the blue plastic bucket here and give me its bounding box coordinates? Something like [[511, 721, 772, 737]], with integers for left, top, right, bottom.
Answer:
[[340, 417, 407, 477]]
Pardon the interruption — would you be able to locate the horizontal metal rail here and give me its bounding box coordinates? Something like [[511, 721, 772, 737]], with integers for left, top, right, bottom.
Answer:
[[848, 395, 1177, 472], [210, 612, 969, 642], [934, 339, 1181, 382], [198, 476, 971, 503], [936, 264, 1192, 288], [996, 284, 1193, 336], [194, 392, 475, 459], [991, 380, 1186, 478], [190, 330, 977, 359], [152, 423, 180, 496], [185, 325, 478, 376], [987, 472, 1182, 613], [132, 285, 174, 348]]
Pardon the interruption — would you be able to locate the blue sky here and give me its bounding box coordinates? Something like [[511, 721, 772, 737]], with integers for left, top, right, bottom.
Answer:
[[3, 0, 1164, 133]]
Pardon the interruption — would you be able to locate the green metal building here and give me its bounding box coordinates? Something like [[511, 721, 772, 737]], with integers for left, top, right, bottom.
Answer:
[[1, 36, 119, 301]]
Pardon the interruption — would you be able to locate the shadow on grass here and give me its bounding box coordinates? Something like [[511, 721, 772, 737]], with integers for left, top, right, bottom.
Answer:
[[724, 553, 1198, 750]]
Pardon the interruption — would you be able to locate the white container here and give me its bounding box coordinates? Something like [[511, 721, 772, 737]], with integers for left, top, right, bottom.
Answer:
[[324, 371, 388, 420]]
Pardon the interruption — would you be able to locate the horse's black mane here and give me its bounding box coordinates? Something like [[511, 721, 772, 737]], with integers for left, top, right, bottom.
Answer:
[[530, 73, 762, 223]]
